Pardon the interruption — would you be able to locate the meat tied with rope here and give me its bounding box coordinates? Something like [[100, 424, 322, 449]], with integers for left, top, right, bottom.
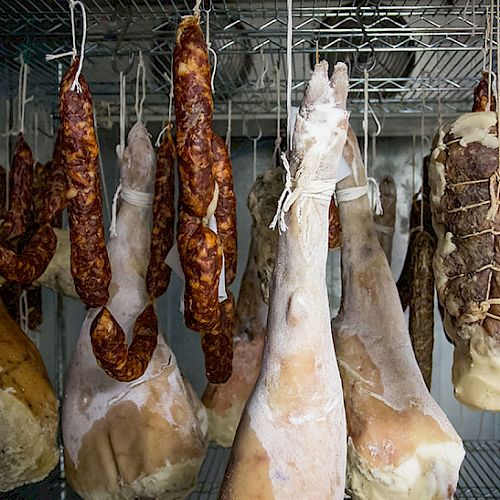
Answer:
[[430, 74, 500, 410]]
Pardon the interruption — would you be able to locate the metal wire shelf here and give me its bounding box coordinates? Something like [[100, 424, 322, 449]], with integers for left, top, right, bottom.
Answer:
[[0, 1, 495, 123]]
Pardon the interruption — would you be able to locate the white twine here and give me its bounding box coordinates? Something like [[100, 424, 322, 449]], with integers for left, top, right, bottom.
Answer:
[[19, 289, 29, 335], [69, 0, 87, 93], [135, 51, 146, 123], [286, 0, 293, 155], [119, 71, 126, 158], [225, 99, 232, 154], [270, 152, 337, 234], [33, 111, 39, 162], [193, 0, 202, 17], [155, 124, 169, 148], [205, 8, 218, 94], [168, 50, 174, 123], [363, 68, 369, 176], [255, 47, 269, 90], [110, 180, 154, 238], [16, 56, 32, 134], [336, 177, 383, 215]]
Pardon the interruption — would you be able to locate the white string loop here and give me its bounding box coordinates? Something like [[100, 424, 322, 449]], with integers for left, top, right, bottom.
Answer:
[[193, 0, 202, 17], [135, 51, 146, 123], [255, 47, 269, 90], [19, 289, 29, 335], [155, 124, 169, 148], [119, 71, 126, 159], [270, 152, 337, 234], [69, 0, 88, 93], [286, 0, 293, 154], [15, 55, 31, 134]]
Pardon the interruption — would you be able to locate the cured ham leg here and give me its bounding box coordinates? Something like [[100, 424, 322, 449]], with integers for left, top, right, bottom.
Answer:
[[332, 130, 464, 500], [220, 61, 349, 500], [0, 299, 58, 491], [62, 122, 207, 500], [202, 241, 267, 447]]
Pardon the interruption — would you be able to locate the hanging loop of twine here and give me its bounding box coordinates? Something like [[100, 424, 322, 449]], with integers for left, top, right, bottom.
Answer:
[[336, 177, 383, 216], [69, 0, 87, 92], [135, 51, 146, 123], [119, 71, 126, 159], [19, 289, 29, 335], [226, 99, 232, 154]]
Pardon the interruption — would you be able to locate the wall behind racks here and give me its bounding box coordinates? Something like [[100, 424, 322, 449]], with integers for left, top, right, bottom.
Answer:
[[0, 96, 498, 441]]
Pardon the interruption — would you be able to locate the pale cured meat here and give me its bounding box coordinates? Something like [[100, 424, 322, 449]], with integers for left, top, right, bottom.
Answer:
[[332, 129, 464, 500], [373, 175, 396, 263], [202, 241, 267, 447], [430, 76, 500, 411], [62, 123, 207, 499], [220, 61, 349, 499], [0, 299, 58, 492]]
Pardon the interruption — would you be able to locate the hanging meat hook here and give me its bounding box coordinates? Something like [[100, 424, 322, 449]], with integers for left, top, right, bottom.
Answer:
[[112, 7, 135, 75]]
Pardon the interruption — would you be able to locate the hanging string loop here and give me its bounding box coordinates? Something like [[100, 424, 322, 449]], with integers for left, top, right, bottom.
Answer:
[[135, 51, 146, 123]]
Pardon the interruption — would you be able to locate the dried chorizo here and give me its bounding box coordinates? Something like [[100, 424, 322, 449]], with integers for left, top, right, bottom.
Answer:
[[201, 292, 234, 383], [146, 124, 176, 299], [212, 134, 237, 285], [0, 223, 56, 284], [59, 58, 111, 308], [328, 197, 342, 249], [174, 15, 215, 217], [2, 134, 33, 241], [90, 304, 158, 382]]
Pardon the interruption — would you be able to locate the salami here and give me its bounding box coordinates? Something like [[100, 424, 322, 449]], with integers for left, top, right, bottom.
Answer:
[[41, 128, 67, 227], [174, 15, 215, 218], [201, 292, 234, 384], [373, 175, 396, 262], [59, 58, 111, 308], [33, 161, 49, 223], [0, 223, 56, 284], [90, 304, 158, 382], [178, 211, 222, 334], [212, 134, 237, 285], [146, 124, 176, 299], [2, 134, 33, 241], [430, 75, 500, 410], [409, 230, 435, 389]]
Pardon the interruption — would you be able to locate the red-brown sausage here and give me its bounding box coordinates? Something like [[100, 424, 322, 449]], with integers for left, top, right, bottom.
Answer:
[[59, 58, 111, 308]]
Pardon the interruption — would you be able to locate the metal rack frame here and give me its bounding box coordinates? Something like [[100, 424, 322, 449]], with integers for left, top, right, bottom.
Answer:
[[0, 1, 495, 123]]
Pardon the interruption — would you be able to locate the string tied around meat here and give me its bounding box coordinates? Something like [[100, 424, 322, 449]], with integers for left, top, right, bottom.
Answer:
[[109, 180, 154, 238], [336, 177, 383, 215], [270, 152, 337, 234]]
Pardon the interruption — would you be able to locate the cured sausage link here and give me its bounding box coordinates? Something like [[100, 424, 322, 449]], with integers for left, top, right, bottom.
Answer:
[[59, 58, 111, 308], [90, 304, 158, 382], [2, 134, 33, 241], [146, 125, 176, 299], [212, 134, 237, 285], [0, 223, 57, 284], [174, 15, 215, 218], [41, 127, 68, 226]]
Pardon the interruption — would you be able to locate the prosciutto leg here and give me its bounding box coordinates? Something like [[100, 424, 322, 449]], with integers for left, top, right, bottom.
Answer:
[[220, 61, 348, 500], [332, 130, 464, 500], [62, 122, 207, 500]]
